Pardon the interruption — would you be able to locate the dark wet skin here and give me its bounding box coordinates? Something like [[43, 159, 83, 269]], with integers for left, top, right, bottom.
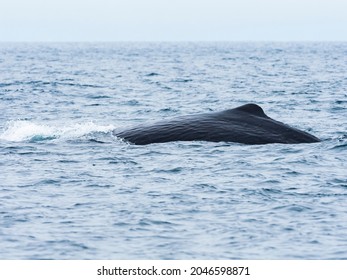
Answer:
[[113, 104, 320, 145]]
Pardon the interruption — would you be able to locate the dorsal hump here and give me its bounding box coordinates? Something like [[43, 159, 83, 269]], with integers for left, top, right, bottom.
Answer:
[[234, 103, 268, 118]]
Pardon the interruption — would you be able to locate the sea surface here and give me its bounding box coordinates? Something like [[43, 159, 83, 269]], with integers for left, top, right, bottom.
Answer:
[[1, 42, 347, 259]]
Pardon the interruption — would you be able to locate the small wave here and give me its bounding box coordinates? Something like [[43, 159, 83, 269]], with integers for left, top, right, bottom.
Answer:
[[331, 143, 347, 150], [0, 120, 115, 142], [327, 136, 347, 150], [172, 78, 193, 83], [145, 72, 160, 77]]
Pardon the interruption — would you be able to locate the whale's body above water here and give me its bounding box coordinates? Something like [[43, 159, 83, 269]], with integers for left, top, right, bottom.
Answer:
[[113, 104, 320, 145]]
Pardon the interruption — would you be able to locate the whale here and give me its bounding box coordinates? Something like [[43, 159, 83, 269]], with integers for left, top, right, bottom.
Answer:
[[113, 103, 320, 145]]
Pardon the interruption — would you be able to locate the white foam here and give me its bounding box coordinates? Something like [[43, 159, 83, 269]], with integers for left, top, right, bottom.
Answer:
[[0, 120, 115, 142]]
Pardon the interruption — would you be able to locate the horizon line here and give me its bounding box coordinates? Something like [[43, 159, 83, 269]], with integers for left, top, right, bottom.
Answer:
[[1, 39, 347, 43]]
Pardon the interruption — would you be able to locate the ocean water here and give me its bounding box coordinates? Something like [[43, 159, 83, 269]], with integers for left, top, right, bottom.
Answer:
[[1, 42, 347, 259]]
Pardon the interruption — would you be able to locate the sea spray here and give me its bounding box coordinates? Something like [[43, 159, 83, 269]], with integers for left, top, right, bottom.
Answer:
[[0, 120, 115, 142]]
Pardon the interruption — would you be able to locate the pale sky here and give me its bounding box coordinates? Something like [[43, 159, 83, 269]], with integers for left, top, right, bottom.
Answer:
[[0, 0, 346, 41]]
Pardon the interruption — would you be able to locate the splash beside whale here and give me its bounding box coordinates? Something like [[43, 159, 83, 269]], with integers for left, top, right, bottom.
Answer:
[[113, 104, 320, 145]]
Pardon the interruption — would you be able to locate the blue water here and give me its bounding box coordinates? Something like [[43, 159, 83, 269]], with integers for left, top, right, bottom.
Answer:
[[1, 42, 347, 259]]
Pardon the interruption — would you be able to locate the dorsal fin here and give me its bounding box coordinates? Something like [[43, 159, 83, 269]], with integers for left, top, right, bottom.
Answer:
[[234, 103, 268, 118]]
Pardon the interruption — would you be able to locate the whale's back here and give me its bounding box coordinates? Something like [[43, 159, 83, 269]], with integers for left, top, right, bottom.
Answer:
[[113, 104, 320, 145]]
